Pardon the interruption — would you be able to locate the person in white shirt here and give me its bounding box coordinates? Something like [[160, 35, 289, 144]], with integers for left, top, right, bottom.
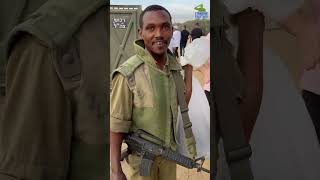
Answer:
[[169, 25, 181, 58]]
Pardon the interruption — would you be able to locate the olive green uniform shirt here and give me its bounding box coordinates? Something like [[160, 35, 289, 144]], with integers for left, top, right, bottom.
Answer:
[[0, 2, 108, 179], [110, 56, 170, 133], [110, 73, 133, 133]]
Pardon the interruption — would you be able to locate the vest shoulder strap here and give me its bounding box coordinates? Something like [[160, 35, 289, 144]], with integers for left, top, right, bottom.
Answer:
[[112, 56, 144, 90], [171, 70, 197, 158], [212, 22, 253, 179], [6, 0, 105, 60]]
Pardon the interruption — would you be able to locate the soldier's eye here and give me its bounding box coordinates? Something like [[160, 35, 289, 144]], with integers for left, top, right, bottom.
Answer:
[[164, 24, 171, 28], [146, 26, 155, 31], [163, 25, 170, 30]]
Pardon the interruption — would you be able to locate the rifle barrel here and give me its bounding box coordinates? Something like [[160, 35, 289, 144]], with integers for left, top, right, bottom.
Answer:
[[200, 167, 210, 173]]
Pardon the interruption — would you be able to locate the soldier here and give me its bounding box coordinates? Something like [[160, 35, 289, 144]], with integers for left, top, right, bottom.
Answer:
[[110, 5, 196, 180], [0, 0, 108, 179]]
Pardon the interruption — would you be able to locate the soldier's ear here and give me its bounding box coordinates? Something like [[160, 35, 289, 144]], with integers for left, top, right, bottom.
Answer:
[[138, 28, 142, 39]]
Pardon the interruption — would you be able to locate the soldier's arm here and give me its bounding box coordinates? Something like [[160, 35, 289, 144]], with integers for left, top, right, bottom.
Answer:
[[235, 9, 265, 141], [110, 132, 126, 180], [110, 73, 132, 179], [183, 64, 193, 105]]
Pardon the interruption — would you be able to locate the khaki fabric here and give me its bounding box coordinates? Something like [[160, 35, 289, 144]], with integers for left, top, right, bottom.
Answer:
[[66, 6, 108, 180], [1, 34, 71, 179], [0, 3, 108, 179], [1, 0, 48, 65], [122, 153, 176, 180], [110, 73, 133, 133]]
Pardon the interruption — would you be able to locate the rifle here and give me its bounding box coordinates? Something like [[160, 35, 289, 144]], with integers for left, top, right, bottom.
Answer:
[[121, 129, 210, 176]]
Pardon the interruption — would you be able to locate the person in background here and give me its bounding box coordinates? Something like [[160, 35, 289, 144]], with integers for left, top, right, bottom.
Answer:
[[198, 59, 211, 105], [171, 25, 181, 58], [180, 25, 190, 56], [190, 22, 203, 40]]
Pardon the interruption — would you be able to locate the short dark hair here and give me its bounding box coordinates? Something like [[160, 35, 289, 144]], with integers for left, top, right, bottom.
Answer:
[[139, 5, 172, 28]]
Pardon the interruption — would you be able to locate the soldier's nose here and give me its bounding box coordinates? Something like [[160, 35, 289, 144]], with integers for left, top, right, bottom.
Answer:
[[154, 29, 163, 38]]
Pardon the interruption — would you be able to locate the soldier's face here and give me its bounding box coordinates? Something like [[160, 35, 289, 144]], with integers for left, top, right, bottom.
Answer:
[[139, 10, 173, 57]]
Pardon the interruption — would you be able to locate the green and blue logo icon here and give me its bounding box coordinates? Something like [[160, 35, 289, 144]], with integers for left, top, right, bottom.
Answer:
[[194, 3, 208, 19]]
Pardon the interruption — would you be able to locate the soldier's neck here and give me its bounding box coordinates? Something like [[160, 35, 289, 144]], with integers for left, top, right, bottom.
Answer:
[[152, 54, 167, 70]]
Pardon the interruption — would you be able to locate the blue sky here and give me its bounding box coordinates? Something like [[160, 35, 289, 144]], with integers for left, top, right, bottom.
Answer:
[[110, 0, 210, 23]]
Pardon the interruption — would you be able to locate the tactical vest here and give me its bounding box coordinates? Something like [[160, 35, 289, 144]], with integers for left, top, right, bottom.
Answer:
[[1, 0, 108, 179], [112, 40, 197, 157], [212, 0, 254, 179]]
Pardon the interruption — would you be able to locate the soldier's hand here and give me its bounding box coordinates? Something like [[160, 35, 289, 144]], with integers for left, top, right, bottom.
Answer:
[[183, 64, 193, 105], [111, 170, 127, 180]]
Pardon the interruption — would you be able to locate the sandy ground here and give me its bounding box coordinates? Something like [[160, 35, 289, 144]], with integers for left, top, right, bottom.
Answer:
[[176, 160, 210, 180]]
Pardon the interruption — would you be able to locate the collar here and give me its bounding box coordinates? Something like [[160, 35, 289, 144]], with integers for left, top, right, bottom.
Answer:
[[134, 39, 182, 71]]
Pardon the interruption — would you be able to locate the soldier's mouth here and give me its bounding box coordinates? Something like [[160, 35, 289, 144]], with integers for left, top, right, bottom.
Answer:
[[153, 41, 166, 46]]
